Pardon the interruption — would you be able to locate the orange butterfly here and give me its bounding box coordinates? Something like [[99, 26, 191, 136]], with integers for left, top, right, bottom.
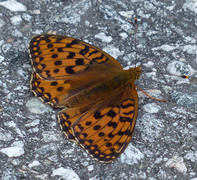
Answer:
[[29, 34, 142, 163]]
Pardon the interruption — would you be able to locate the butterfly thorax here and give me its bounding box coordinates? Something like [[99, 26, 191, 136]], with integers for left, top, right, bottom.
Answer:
[[105, 65, 142, 92], [108, 67, 140, 89]]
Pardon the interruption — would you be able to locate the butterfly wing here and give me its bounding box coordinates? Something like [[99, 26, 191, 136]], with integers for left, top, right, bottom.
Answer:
[[30, 71, 73, 107], [59, 84, 138, 163], [58, 103, 94, 140], [29, 34, 123, 107], [29, 34, 123, 80]]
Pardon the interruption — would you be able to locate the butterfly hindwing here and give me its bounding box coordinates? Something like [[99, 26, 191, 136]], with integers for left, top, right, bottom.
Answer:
[[58, 107, 82, 140], [68, 85, 138, 163], [58, 103, 95, 140]]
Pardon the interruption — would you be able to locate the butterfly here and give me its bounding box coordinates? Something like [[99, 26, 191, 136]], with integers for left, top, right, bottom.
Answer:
[[29, 34, 142, 163]]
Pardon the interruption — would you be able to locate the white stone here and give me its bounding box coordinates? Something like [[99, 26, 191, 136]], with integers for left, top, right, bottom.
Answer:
[[143, 61, 154, 68], [184, 150, 197, 162], [25, 119, 40, 127], [95, 32, 112, 43], [51, 167, 80, 180], [11, 15, 22, 25], [184, 36, 196, 43], [152, 44, 177, 52], [89, 176, 99, 180], [4, 121, 25, 137], [167, 60, 195, 77], [26, 98, 52, 114], [87, 165, 94, 171], [155, 157, 162, 164], [0, 19, 5, 28], [143, 103, 161, 113], [119, 32, 128, 39], [2, 43, 12, 53], [119, 10, 134, 18], [183, 0, 197, 13], [120, 144, 144, 165], [28, 160, 41, 168], [165, 155, 187, 173], [0, 0, 27, 12], [22, 13, 32, 21], [183, 44, 197, 54], [54, 1, 91, 24], [0, 131, 14, 141], [0, 146, 24, 157], [12, 29, 23, 37], [166, 5, 175, 11], [103, 45, 123, 59], [42, 131, 60, 142], [0, 55, 4, 63]]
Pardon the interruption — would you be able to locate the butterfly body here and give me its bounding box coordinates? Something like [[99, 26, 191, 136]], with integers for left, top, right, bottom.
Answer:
[[29, 34, 141, 163], [73, 67, 141, 102]]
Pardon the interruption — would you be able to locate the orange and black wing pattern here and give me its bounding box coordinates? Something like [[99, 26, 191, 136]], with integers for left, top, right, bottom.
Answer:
[[59, 86, 138, 163]]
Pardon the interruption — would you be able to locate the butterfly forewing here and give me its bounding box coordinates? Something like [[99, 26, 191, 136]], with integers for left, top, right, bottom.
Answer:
[[29, 34, 123, 80], [30, 71, 74, 107], [29, 34, 124, 107]]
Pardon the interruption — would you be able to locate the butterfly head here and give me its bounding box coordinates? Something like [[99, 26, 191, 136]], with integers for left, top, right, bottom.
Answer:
[[128, 65, 142, 81]]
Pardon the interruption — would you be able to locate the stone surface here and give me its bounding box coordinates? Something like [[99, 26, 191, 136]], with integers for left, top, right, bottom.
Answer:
[[0, 0, 196, 179]]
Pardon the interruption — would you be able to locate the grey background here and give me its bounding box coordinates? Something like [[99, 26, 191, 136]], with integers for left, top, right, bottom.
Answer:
[[0, 0, 196, 179]]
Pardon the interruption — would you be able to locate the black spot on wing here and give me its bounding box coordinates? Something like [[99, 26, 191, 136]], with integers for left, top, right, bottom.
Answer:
[[65, 66, 75, 74], [80, 45, 89, 55]]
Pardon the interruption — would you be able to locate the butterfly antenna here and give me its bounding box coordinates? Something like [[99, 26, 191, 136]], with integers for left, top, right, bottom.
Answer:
[[134, 18, 138, 68], [143, 70, 188, 79]]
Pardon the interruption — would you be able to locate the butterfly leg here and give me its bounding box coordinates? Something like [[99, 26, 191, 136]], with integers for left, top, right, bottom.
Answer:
[[136, 85, 166, 102]]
